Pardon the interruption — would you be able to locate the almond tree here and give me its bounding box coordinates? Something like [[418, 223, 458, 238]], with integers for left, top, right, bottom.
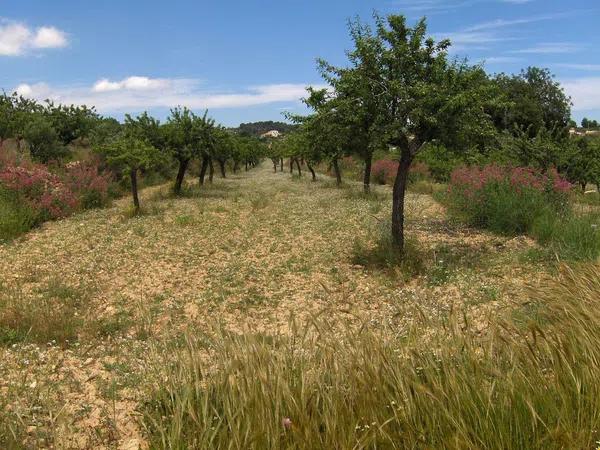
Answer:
[[318, 14, 495, 252], [98, 136, 163, 212]]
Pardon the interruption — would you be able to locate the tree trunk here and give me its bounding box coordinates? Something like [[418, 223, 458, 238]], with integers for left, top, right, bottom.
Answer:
[[245, 161, 248, 171], [289, 158, 294, 174], [295, 158, 302, 176], [580, 181, 586, 192], [174, 158, 190, 194], [208, 157, 214, 183], [332, 158, 342, 187], [280, 158, 284, 172], [391, 149, 413, 253], [130, 169, 140, 212], [233, 160, 239, 173], [272, 159, 277, 172], [307, 163, 316, 181], [219, 159, 226, 178], [199, 155, 209, 185], [363, 153, 372, 194]]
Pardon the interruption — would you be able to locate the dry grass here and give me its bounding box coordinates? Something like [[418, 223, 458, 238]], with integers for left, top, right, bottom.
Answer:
[[143, 263, 600, 449], [0, 163, 551, 448]]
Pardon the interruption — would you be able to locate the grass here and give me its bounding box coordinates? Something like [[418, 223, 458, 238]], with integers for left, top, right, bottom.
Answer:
[[0, 278, 95, 346], [143, 264, 600, 450], [532, 210, 600, 261]]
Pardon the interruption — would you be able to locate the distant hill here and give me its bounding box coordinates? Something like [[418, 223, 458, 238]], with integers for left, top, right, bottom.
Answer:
[[234, 121, 297, 137]]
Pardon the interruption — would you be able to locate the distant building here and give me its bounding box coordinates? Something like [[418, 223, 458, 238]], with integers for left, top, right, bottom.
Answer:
[[260, 130, 281, 139]]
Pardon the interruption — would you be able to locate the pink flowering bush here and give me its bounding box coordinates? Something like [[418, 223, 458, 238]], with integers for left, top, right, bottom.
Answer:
[[446, 164, 572, 235], [372, 160, 431, 185], [62, 159, 112, 209], [0, 156, 114, 239], [372, 159, 398, 185], [0, 163, 77, 223]]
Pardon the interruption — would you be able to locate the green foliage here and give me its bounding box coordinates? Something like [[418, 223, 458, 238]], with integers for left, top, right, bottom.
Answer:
[[98, 136, 163, 173], [531, 211, 600, 261], [0, 187, 36, 242], [415, 143, 462, 182], [581, 117, 599, 129], [236, 121, 296, 137], [43, 101, 97, 146], [23, 114, 67, 163], [492, 67, 572, 137], [564, 136, 600, 189]]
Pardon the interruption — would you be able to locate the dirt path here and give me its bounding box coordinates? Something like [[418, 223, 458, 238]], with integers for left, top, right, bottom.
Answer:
[[0, 163, 543, 448]]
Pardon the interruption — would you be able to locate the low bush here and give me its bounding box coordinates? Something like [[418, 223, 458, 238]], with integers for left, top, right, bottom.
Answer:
[[371, 159, 431, 186], [0, 163, 78, 224], [143, 264, 600, 450], [0, 157, 114, 240], [0, 187, 36, 242], [62, 159, 112, 209], [444, 164, 600, 261], [445, 164, 571, 235]]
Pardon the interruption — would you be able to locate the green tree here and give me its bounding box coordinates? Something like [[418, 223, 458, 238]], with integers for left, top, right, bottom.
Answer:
[[44, 102, 98, 148], [97, 136, 163, 212], [321, 14, 495, 251], [493, 67, 572, 137], [23, 114, 67, 163], [163, 108, 197, 194], [566, 136, 600, 191]]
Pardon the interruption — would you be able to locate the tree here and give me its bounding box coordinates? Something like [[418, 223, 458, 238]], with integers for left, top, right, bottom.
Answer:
[[291, 87, 354, 187], [212, 126, 233, 178], [163, 108, 196, 194], [492, 67, 572, 137], [566, 136, 600, 191], [44, 102, 97, 147], [97, 136, 163, 212], [321, 14, 495, 252], [194, 111, 216, 186], [24, 113, 67, 162], [316, 23, 384, 193], [582, 118, 599, 129]]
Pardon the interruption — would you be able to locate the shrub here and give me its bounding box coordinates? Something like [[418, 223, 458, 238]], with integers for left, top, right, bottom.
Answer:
[[372, 159, 398, 185], [0, 187, 36, 241], [0, 163, 78, 224], [445, 164, 571, 235], [371, 159, 431, 186], [143, 264, 600, 450], [62, 159, 112, 209]]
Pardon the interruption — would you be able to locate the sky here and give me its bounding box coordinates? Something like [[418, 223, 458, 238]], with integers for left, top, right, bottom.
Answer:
[[0, 0, 599, 126]]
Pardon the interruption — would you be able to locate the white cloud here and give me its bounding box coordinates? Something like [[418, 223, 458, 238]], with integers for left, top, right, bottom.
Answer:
[[554, 63, 600, 72], [0, 22, 31, 55], [480, 56, 523, 64], [562, 77, 600, 112], [512, 42, 582, 54], [32, 26, 68, 48], [10, 78, 319, 113], [15, 83, 34, 96], [93, 76, 170, 92], [464, 12, 567, 32], [0, 20, 68, 56]]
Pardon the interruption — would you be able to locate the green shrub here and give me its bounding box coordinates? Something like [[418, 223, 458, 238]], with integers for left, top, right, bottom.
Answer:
[[0, 188, 36, 242]]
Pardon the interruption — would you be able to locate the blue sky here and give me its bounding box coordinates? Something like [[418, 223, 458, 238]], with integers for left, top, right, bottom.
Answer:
[[1, 0, 598, 126]]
